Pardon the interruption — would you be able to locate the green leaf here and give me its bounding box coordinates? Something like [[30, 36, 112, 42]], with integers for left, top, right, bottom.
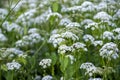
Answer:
[[1, 64, 7, 71], [51, 2, 61, 12], [16, 57, 27, 65], [51, 52, 57, 65], [60, 54, 69, 73]]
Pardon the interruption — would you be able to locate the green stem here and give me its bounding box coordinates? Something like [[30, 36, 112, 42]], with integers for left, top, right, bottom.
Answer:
[[0, 0, 21, 26], [0, 65, 1, 80], [51, 65, 54, 76]]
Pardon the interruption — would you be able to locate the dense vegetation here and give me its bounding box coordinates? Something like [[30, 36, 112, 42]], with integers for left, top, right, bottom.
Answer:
[[0, 0, 120, 80]]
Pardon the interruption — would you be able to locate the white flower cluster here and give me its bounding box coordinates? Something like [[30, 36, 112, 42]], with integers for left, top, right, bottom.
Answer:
[[6, 48, 23, 54], [72, 42, 88, 51], [112, 28, 120, 40], [62, 1, 96, 13], [0, 8, 8, 20], [93, 40, 103, 47], [16, 9, 36, 25], [106, 2, 117, 13], [61, 31, 79, 41], [104, 21, 117, 28], [46, 12, 62, 21], [62, 5, 81, 13], [35, 15, 46, 25], [2, 21, 22, 34], [113, 28, 120, 34], [94, 11, 112, 21], [6, 60, 21, 70], [16, 33, 42, 47], [48, 34, 65, 48], [18, 54, 27, 58], [51, 29, 58, 35], [0, 48, 24, 58], [83, 34, 95, 43], [42, 75, 53, 80], [80, 62, 99, 76], [34, 8, 52, 25], [34, 75, 41, 80], [115, 34, 120, 40], [34, 8, 51, 25], [48, 31, 79, 48], [99, 42, 119, 60], [59, 18, 71, 26], [113, 9, 120, 20], [81, 1, 95, 12], [66, 22, 81, 28], [39, 59, 52, 69], [95, 2, 107, 11], [89, 78, 102, 80], [0, 29, 8, 42], [11, 0, 38, 12], [16, 9, 36, 22], [81, 19, 94, 26], [11, 0, 26, 11], [28, 28, 39, 34], [0, 33, 7, 42], [58, 42, 87, 54], [29, 33, 42, 43], [69, 0, 80, 6], [85, 22, 98, 30], [39, 0, 51, 8], [102, 31, 114, 40], [58, 45, 73, 54]]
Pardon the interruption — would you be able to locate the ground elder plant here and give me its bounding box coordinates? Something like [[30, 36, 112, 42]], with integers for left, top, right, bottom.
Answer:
[[0, 0, 120, 80]]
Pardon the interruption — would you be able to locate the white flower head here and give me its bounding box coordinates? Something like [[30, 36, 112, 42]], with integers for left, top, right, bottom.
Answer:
[[99, 42, 119, 60], [66, 22, 81, 28], [15, 40, 29, 47], [48, 34, 65, 48], [59, 18, 71, 26], [0, 33, 7, 42], [83, 34, 95, 43], [103, 31, 114, 40], [72, 42, 87, 51], [28, 28, 39, 34], [2, 21, 22, 33], [81, 1, 95, 12], [115, 34, 120, 40], [0, 8, 8, 20], [29, 33, 42, 44], [46, 12, 62, 21], [39, 59, 52, 69], [6, 60, 21, 70], [112, 28, 120, 34], [93, 40, 103, 46], [42, 75, 52, 80], [89, 78, 102, 80], [94, 11, 112, 21], [51, 29, 58, 34], [80, 62, 97, 76], [58, 45, 73, 54], [113, 9, 120, 20], [61, 31, 79, 41], [81, 19, 94, 26], [16, 33, 43, 47], [15, 9, 36, 26], [18, 54, 27, 58], [96, 2, 107, 11], [85, 22, 98, 30], [62, 6, 81, 13]]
